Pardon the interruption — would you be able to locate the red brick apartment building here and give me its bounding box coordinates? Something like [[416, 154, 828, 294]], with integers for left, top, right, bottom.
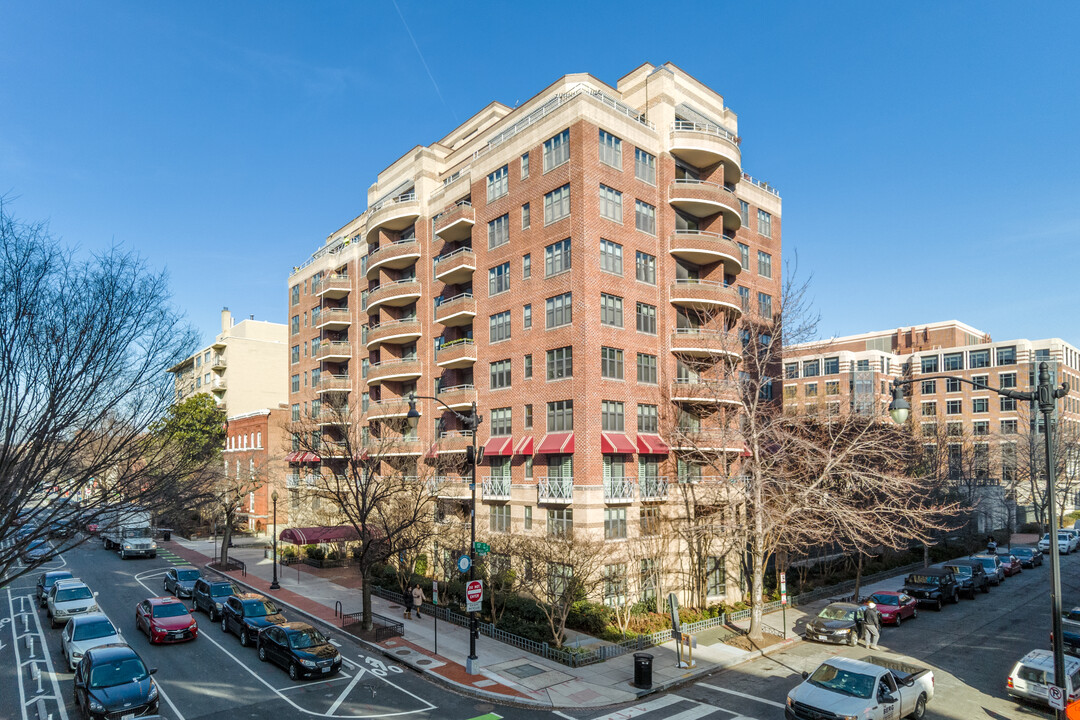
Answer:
[[285, 63, 782, 604], [224, 407, 290, 532]]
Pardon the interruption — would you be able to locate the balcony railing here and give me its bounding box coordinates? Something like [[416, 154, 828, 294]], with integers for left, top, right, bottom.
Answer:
[[433, 247, 476, 284], [365, 397, 411, 419], [315, 374, 350, 393], [365, 238, 421, 277], [638, 476, 669, 501], [366, 318, 422, 347], [603, 477, 635, 503], [433, 201, 476, 241], [367, 358, 423, 384], [211, 354, 227, 369], [669, 279, 742, 315], [366, 192, 420, 239], [672, 119, 739, 146], [316, 307, 352, 329], [314, 342, 352, 361], [434, 292, 476, 326], [537, 476, 574, 504], [669, 230, 742, 273], [438, 430, 474, 454], [435, 338, 477, 368], [364, 279, 422, 312], [436, 383, 476, 408], [481, 475, 511, 500], [286, 474, 301, 489], [313, 273, 351, 298], [671, 378, 743, 405]]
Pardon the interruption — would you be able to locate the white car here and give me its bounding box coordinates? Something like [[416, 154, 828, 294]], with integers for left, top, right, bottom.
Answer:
[[1039, 533, 1071, 554], [1063, 529, 1080, 552], [47, 579, 100, 628], [61, 613, 123, 671]]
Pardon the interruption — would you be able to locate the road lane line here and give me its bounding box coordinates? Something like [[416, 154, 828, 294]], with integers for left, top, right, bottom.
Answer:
[[328, 666, 368, 714], [157, 682, 187, 720], [25, 586, 70, 720], [277, 671, 354, 691], [6, 589, 30, 720], [698, 683, 785, 708], [588, 695, 684, 720], [551, 712, 576, 720]]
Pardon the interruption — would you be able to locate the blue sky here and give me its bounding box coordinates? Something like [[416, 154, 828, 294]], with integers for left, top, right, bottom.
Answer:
[[2, 2, 1078, 348]]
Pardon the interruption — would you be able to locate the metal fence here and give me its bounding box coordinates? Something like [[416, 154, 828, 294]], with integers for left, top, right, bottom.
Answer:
[[340, 608, 404, 642]]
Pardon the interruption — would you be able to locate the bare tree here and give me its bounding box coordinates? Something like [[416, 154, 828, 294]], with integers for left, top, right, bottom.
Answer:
[[1010, 400, 1080, 527], [212, 452, 271, 566]]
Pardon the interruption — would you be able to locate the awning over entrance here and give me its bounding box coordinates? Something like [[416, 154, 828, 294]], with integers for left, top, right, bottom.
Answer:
[[636, 434, 670, 455], [536, 432, 575, 454], [513, 436, 534, 456], [279, 525, 360, 545], [285, 451, 300, 462], [483, 436, 514, 456], [600, 432, 635, 454]]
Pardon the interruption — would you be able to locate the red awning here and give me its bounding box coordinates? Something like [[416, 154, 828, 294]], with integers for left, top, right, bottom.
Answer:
[[741, 446, 753, 458], [285, 451, 300, 463], [513, 436, 534, 456], [535, 432, 574, 454], [636, 434, 670, 455], [600, 433, 636, 454], [297, 452, 321, 463], [278, 525, 361, 545], [483, 436, 514, 456], [425, 442, 438, 459]]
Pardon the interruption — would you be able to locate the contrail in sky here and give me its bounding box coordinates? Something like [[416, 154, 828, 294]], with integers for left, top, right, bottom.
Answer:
[[391, 0, 458, 123]]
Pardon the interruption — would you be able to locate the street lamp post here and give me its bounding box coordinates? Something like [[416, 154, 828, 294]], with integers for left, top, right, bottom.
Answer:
[[406, 392, 482, 675], [270, 490, 280, 590], [890, 362, 1069, 716]]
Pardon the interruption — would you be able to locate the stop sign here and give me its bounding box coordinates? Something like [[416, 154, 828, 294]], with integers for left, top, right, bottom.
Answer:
[[466, 580, 483, 603]]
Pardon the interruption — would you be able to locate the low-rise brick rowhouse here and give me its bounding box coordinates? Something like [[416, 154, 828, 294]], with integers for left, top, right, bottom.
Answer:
[[286, 63, 783, 605], [224, 407, 291, 533]]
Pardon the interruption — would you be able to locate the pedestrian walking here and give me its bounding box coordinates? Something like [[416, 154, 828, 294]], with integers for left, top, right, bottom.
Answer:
[[862, 601, 881, 650], [412, 584, 426, 619], [403, 588, 414, 620]]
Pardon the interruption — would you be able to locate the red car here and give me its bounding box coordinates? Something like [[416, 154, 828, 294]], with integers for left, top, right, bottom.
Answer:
[[135, 596, 198, 644], [866, 591, 918, 625], [997, 553, 1024, 577]]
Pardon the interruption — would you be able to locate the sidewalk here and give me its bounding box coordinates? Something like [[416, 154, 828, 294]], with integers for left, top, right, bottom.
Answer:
[[164, 536, 784, 708]]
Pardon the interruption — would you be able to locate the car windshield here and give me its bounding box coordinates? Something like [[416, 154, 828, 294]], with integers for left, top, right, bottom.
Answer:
[[947, 565, 972, 576], [817, 606, 855, 621], [74, 620, 117, 641], [153, 603, 189, 618], [44, 574, 72, 587], [89, 658, 149, 689], [1014, 549, 1033, 556], [289, 628, 328, 649], [243, 600, 279, 617], [56, 587, 93, 602], [975, 558, 995, 569], [869, 594, 899, 606], [210, 584, 236, 598], [909, 575, 940, 585], [176, 570, 200, 581], [808, 663, 874, 699]]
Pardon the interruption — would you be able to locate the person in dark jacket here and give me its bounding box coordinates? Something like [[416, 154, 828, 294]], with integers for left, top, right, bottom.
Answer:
[[861, 601, 881, 649]]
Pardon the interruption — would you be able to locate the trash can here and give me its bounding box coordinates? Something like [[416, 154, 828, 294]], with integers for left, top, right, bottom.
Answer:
[[633, 652, 654, 689], [163, 530, 171, 541]]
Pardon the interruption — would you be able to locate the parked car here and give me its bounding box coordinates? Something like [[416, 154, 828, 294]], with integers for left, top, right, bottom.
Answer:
[[47, 579, 100, 628], [73, 644, 159, 719], [1008, 649, 1080, 708], [61, 613, 123, 671], [970, 554, 1005, 584], [1060, 608, 1080, 655], [191, 578, 241, 621], [786, 655, 935, 720], [220, 593, 286, 647], [47, 519, 77, 538], [996, 553, 1024, 577], [163, 567, 201, 599], [865, 591, 918, 625], [942, 560, 991, 598], [35, 570, 73, 608], [1063, 528, 1080, 552], [804, 602, 865, 646], [1039, 532, 1072, 554], [1012, 546, 1043, 568], [257, 622, 343, 680], [20, 537, 52, 563], [902, 568, 960, 610], [135, 597, 198, 644]]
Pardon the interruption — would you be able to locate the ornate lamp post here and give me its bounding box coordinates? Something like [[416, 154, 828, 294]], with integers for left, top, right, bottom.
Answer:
[[270, 490, 280, 591]]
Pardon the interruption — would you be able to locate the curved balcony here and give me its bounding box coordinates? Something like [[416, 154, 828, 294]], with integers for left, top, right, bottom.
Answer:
[[314, 342, 352, 362], [436, 384, 476, 410], [316, 406, 351, 427], [381, 437, 424, 457], [365, 193, 421, 241], [211, 354, 227, 370], [433, 247, 476, 285], [669, 430, 745, 454], [315, 374, 351, 394], [537, 476, 574, 504], [365, 239, 421, 279], [670, 379, 742, 407], [315, 307, 352, 331], [668, 180, 741, 231], [669, 279, 743, 316], [433, 201, 475, 241], [366, 319, 422, 349], [670, 328, 742, 361], [366, 397, 412, 420], [435, 339, 477, 369], [669, 231, 741, 274], [437, 431, 474, 455], [482, 475, 511, 501], [669, 121, 742, 183], [366, 358, 423, 385], [364, 279, 422, 313], [321, 441, 349, 459], [209, 379, 227, 393], [434, 293, 476, 327], [314, 274, 351, 300]]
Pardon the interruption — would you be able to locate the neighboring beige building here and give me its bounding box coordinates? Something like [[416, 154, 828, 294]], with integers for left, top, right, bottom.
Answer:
[[169, 308, 289, 416]]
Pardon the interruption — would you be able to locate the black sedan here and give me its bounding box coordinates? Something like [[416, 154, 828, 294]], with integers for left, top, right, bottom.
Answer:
[[1012, 546, 1044, 568], [20, 538, 52, 563], [803, 602, 865, 646], [257, 622, 343, 680], [221, 593, 287, 647], [73, 643, 159, 719], [163, 567, 201, 598]]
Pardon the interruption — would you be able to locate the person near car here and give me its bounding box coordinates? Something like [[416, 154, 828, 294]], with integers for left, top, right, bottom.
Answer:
[[987, 535, 997, 553], [862, 601, 881, 650], [403, 588, 414, 620], [411, 584, 426, 619]]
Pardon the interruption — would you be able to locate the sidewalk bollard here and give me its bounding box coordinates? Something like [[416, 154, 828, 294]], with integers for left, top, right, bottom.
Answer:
[[633, 652, 653, 689]]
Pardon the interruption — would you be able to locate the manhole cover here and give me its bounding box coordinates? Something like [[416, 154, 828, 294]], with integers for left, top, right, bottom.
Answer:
[[416, 659, 432, 666], [395, 649, 411, 656], [504, 663, 546, 679]]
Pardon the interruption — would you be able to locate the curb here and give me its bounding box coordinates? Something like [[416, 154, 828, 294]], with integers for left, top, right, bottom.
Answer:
[[644, 635, 801, 697]]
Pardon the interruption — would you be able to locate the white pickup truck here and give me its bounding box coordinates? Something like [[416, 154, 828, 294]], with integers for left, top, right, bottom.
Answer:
[[786, 655, 934, 720]]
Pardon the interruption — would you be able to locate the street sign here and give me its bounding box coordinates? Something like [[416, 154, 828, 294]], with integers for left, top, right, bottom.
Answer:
[[457, 554, 471, 574], [474, 541, 490, 555], [432, 581, 439, 606], [1050, 684, 1066, 710], [780, 572, 788, 606], [466, 580, 483, 612]]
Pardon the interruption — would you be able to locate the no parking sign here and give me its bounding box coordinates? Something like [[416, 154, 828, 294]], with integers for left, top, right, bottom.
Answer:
[[1049, 684, 1065, 711]]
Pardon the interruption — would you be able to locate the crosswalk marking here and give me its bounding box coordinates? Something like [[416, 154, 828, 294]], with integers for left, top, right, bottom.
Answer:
[[588, 695, 687, 720], [697, 683, 785, 709], [663, 705, 727, 720]]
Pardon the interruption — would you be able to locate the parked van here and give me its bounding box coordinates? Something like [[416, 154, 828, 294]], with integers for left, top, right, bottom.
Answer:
[[1008, 649, 1080, 707]]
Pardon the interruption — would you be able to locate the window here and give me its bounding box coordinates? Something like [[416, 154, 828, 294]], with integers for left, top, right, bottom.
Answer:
[[290, 315, 299, 335], [290, 285, 300, 306], [636, 302, 656, 334], [637, 404, 658, 433], [757, 209, 772, 237], [489, 310, 511, 342], [547, 510, 573, 538], [486, 164, 508, 202], [604, 564, 627, 606], [971, 374, 989, 389], [524, 505, 532, 529], [490, 505, 510, 532], [601, 347, 624, 380], [826, 381, 840, 395], [707, 557, 727, 596], [635, 200, 656, 234], [490, 407, 512, 435], [546, 292, 572, 328], [543, 129, 569, 171], [525, 404, 533, 429], [946, 400, 962, 415], [973, 397, 990, 413], [522, 203, 530, 230], [921, 380, 937, 395], [604, 508, 627, 540], [640, 559, 658, 604], [488, 214, 509, 249], [637, 353, 657, 384], [757, 292, 772, 319], [601, 293, 623, 327], [635, 251, 656, 284], [545, 238, 571, 277], [921, 355, 939, 373], [946, 378, 962, 393], [783, 385, 797, 401], [490, 359, 511, 390], [1001, 396, 1017, 412], [784, 363, 799, 379], [544, 184, 571, 224], [599, 130, 622, 169], [600, 239, 623, 275], [639, 506, 659, 535], [999, 372, 1017, 389], [547, 400, 573, 431], [522, 253, 531, 279], [361, 358, 369, 379], [943, 352, 964, 371], [291, 374, 300, 393], [521, 152, 529, 179], [1001, 419, 1018, 434], [803, 360, 820, 378], [824, 357, 839, 375], [547, 347, 573, 380], [291, 345, 300, 364], [806, 382, 818, 397], [524, 353, 533, 379], [291, 404, 300, 422], [488, 262, 510, 296], [758, 251, 772, 278], [922, 401, 937, 417], [601, 400, 624, 431], [634, 148, 656, 184], [739, 199, 749, 226], [970, 349, 991, 369], [996, 346, 1016, 366], [973, 421, 990, 436], [360, 392, 369, 413], [737, 243, 750, 271], [598, 184, 623, 222]]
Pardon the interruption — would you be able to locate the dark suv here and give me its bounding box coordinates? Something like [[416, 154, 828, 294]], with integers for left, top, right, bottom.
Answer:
[[902, 567, 960, 610], [942, 560, 991, 598], [73, 644, 159, 719], [35, 570, 73, 608], [220, 593, 287, 647], [191, 579, 240, 621]]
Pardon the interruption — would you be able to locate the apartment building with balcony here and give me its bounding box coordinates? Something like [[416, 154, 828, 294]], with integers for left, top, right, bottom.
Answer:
[[286, 63, 782, 605], [168, 308, 289, 416]]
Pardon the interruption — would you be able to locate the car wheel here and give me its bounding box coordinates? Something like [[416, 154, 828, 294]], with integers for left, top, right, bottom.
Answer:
[[240, 629, 250, 647], [935, 599, 942, 611], [847, 632, 857, 646], [982, 583, 990, 594], [289, 662, 300, 681], [895, 613, 902, 626], [258, 645, 268, 662], [951, 591, 960, 604], [221, 617, 228, 634], [912, 607, 918, 619], [910, 692, 927, 720]]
